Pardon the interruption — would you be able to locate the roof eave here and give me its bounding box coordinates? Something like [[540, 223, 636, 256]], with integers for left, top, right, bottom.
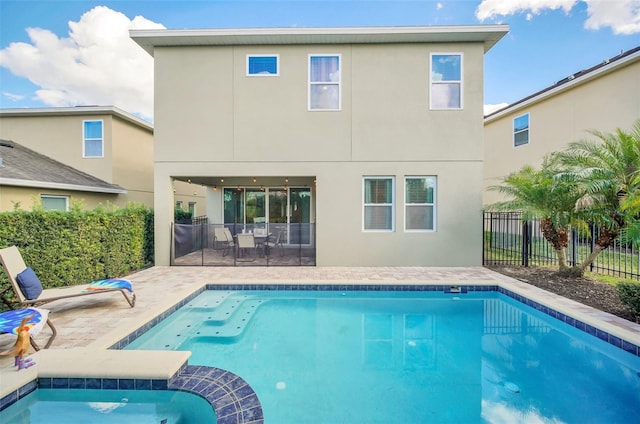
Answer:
[[130, 25, 509, 56], [0, 106, 153, 131], [0, 178, 128, 194]]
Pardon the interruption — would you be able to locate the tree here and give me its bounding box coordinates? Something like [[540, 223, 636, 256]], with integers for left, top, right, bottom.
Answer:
[[556, 119, 640, 271], [487, 154, 580, 271]]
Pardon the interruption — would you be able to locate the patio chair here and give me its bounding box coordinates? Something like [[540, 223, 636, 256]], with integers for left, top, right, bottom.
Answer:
[[265, 230, 285, 257], [0, 246, 136, 309], [0, 307, 57, 350], [236, 233, 259, 261], [214, 227, 235, 257]]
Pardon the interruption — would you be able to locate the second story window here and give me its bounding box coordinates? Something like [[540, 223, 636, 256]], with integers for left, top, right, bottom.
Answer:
[[514, 113, 530, 147], [247, 55, 279, 76], [309, 54, 340, 111], [430, 53, 462, 110], [83, 120, 103, 158]]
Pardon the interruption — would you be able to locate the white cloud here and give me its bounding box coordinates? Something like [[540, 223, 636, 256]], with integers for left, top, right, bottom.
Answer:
[[2, 91, 25, 102], [476, 0, 640, 34], [583, 0, 640, 34], [484, 103, 509, 116], [476, 0, 577, 20], [0, 6, 163, 121]]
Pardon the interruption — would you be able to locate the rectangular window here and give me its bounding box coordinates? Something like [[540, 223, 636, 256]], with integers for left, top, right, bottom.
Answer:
[[247, 55, 279, 76], [41, 195, 68, 211], [309, 54, 341, 111], [514, 113, 530, 147], [405, 177, 436, 231], [430, 53, 462, 110], [188, 202, 196, 217], [363, 177, 394, 231], [83, 120, 103, 158]]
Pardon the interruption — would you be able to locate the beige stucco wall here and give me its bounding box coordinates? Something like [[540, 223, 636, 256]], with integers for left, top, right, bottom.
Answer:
[[110, 115, 154, 206], [483, 58, 640, 206], [153, 42, 487, 266], [0, 185, 120, 211], [0, 114, 114, 182]]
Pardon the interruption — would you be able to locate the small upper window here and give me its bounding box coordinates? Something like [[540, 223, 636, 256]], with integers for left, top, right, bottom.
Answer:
[[514, 113, 530, 147], [83, 120, 103, 158], [430, 53, 462, 110], [309, 54, 341, 111], [247, 55, 279, 76]]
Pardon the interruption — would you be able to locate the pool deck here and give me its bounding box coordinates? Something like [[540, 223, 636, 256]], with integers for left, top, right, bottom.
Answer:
[[2, 266, 640, 407]]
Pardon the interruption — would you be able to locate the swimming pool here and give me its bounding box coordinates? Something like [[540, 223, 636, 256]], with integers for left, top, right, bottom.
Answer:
[[125, 288, 640, 423], [0, 388, 216, 423]]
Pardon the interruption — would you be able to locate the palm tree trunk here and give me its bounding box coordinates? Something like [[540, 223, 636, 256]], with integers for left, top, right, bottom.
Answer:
[[579, 227, 619, 271], [580, 245, 605, 271], [555, 248, 569, 270]]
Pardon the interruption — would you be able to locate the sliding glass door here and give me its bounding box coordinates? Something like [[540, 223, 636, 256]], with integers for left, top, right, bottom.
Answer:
[[224, 187, 312, 244]]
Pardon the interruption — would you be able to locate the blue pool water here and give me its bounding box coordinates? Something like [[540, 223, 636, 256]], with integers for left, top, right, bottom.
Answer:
[[0, 388, 216, 423], [126, 290, 640, 423]]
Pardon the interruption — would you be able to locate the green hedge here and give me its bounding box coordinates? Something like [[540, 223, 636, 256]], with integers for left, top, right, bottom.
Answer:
[[0, 205, 153, 309], [618, 281, 640, 318]]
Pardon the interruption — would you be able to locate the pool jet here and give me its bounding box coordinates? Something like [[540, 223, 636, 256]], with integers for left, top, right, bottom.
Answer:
[[0, 314, 36, 370]]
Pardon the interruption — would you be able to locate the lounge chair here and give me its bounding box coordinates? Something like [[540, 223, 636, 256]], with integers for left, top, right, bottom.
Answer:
[[0, 246, 136, 309], [0, 307, 57, 350]]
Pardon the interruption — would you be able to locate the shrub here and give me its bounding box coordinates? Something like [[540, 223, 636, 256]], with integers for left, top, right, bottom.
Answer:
[[0, 205, 153, 310], [617, 281, 640, 317]]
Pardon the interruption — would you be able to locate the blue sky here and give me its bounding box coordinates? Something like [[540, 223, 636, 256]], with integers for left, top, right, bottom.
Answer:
[[1, 0, 639, 121]]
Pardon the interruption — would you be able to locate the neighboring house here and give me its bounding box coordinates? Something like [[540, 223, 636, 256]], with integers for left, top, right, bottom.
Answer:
[[0, 106, 204, 212], [131, 25, 509, 266], [0, 139, 126, 210], [483, 46, 640, 206]]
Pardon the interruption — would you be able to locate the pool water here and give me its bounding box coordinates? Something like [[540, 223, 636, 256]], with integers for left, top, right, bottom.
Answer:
[[0, 389, 216, 423], [126, 290, 640, 423]]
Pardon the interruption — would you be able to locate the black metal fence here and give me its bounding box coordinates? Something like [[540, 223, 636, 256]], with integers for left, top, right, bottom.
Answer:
[[483, 212, 639, 281], [171, 220, 316, 267]]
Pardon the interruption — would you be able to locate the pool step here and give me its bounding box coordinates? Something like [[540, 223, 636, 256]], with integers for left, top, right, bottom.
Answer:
[[195, 298, 265, 339], [184, 291, 233, 310]]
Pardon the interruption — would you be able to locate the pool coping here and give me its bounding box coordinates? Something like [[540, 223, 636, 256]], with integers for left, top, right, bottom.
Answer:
[[2, 277, 639, 422]]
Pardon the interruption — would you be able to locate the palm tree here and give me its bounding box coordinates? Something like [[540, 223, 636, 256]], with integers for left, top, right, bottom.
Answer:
[[620, 172, 640, 247], [556, 119, 640, 271], [487, 154, 580, 271]]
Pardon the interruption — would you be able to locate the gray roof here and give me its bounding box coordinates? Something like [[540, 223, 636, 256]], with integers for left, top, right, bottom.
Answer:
[[0, 139, 127, 194]]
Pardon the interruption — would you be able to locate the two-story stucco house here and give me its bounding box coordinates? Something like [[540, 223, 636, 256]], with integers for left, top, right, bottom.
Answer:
[[131, 25, 509, 267], [483, 46, 640, 206]]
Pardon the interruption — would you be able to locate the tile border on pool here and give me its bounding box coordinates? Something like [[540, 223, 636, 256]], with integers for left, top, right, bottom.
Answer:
[[0, 378, 37, 412]]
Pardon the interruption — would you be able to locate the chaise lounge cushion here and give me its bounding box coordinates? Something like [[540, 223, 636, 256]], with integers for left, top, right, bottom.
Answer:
[[16, 267, 44, 300]]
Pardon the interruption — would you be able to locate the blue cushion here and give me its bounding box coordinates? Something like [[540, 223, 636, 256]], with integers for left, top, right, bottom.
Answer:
[[16, 267, 43, 300]]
